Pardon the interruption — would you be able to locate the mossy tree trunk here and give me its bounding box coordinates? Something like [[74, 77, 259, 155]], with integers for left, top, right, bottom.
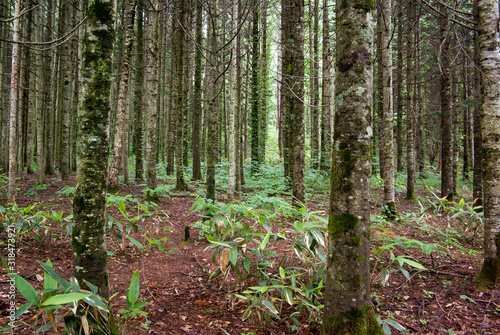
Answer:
[[281, 0, 305, 204], [439, 0, 453, 200], [476, 0, 500, 287], [310, 0, 320, 170], [228, 0, 238, 199], [134, 2, 145, 182], [322, 1, 383, 334], [235, 0, 243, 192], [259, 0, 268, 165], [72, 0, 115, 299], [108, 0, 136, 192], [320, 0, 331, 172]]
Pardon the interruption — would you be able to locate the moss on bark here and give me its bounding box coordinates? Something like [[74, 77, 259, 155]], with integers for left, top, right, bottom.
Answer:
[[322, 305, 384, 335]]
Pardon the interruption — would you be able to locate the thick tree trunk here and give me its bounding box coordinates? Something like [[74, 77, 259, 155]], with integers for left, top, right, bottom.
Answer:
[[322, 2, 383, 333], [108, 0, 136, 192], [72, 0, 115, 301], [476, 0, 500, 287]]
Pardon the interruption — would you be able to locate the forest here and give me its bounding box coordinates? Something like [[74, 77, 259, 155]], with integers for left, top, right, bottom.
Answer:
[[1, 0, 500, 334]]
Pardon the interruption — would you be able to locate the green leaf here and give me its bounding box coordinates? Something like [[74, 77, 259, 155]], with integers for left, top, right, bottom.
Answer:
[[12, 273, 40, 305], [310, 228, 325, 247], [261, 299, 279, 317], [402, 258, 426, 270], [460, 295, 476, 304], [209, 268, 223, 280], [229, 248, 238, 266], [206, 235, 232, 248], [244, 258, 251, 273], [260, 231, 271, 251], [14, 301, 34, 319], [385, 318, 408, 333], [83, 294, 109, 312], [284, 288, 293, 305], [39, 260, 70, 289], [127, 236, 144, 250], [42, 292, 91, 306], [127, 271, 140, 309], [118, 201, 127, 216], [279, 267, 286, 279]]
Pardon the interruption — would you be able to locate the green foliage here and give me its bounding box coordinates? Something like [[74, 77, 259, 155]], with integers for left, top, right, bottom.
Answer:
[[57, 186, 76, 197], [10, 259, 117, 334], [141, 184, 174, 198], [118, 270, 151, 330], [0, 203, 52, 239], [198, 198, 327, 328]]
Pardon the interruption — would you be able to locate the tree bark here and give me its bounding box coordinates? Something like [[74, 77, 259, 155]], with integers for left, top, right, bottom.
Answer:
[[281, 0, 305, 204], [439, 0, 453, 200], [320, 0, 331, 172], [7, 0, 21, 199], [228, 1, 238, 199], [379, 0, 396, 216], [134, 2, 145, 181], [476, 0, 500, 287], [250, 1, 260, 174], [72, 0, 115, 300], [192, 0, 203, 181], [395, 0, 404, 173], [406, 0, 416, 201], [322, 1, 383, 333], [472, 1, 483, 210], [108, 0, 136, 191]]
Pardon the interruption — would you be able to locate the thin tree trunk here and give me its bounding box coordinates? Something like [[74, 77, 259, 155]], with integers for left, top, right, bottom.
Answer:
[[472, 1, 482, 209], [173, 0, 188, 191], [259, 0, 268, 165], [192, 0, 203, 181], [228, 0, 238, 199], [320, 0, 331, 172], [134, 2, 145, 181], [7, 0, 21, 199], [439, 0, 453, 200], [395, 0, 404, 173], [379, 0, 396, 216], [108, 0, 135, 191], [406, 0, 416, 201], [250, 1, 260, 174], [235, 0, 243, 192]]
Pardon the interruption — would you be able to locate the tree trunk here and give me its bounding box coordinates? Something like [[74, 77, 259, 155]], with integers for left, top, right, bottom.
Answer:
[[206, 0, 219, 202], [72, 0, 115, 301], [145, 2, 160, 196], [322, 1, 383, 333], [7, 0, 21, 199], [173, 0, 188, 191], [320, 0, 331, 172], [281, 0, 305, 204], [235, 0, 243, 192], [250, 1, 260, 174], [406, 0, 416, 201], [439, 1, 453, 200], [472, 1, 482, 209], [379, 0, 396, 216], [134, 2, 145, 181], [395, 0, 404, 173], [259, 0, 268, 165], [476, 0, 500, 287], [108, 0, 136, 192], [228, 0, 238, 199], [192, 0, 203, 181]]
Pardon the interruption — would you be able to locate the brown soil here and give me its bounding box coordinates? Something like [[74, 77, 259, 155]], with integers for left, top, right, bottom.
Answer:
[[1, 173, 499, 334]]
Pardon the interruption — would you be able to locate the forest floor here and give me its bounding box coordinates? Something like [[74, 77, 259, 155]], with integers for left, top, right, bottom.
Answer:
[[1, 171, 499, 335]]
